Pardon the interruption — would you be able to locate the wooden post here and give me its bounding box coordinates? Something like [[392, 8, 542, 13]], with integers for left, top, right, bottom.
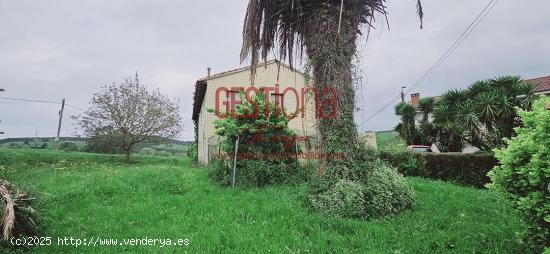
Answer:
[[231, 136, 239, 188], [295, 141, 299, 165], [55, 99, 65, 149], [337, 0, 344, 34]]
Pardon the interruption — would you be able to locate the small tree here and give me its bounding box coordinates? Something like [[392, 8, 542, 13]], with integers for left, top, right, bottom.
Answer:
[[74, 75, 182, 162], [209, 90, 300, 187]]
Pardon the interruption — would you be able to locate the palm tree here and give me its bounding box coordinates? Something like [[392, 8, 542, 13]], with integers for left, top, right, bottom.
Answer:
[[418, 97, 435, 123], [432, 90, 467, 152], [471, 76, 535, 147], [431, 76, 536, 151], [417, 97, 435, 146], [394, 102, 420, 145], [240, 0, 423, 172]]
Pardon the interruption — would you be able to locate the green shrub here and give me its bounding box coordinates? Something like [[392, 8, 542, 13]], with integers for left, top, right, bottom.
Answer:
[[208, 159, 308, 188], [309, 179, 366, 218], [379, 151, 497, 187], [209, 90, 301, 187], [423, 153, 497, 187], [309, 161, 415, 219], [379, 151, 426, 176], [488, 97, 550, 251], [362, 164, 415, 217], [187, 142, 198, 162], [140, 147, 155, 155], [59, 142, 79, 152]]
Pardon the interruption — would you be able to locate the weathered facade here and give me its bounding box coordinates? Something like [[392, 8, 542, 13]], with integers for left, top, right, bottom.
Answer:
[[192, 60, 317, 165]]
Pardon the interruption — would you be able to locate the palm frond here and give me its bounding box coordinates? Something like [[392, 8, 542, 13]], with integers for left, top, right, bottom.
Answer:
[[240, 0, 424, 82], [0, 180, 36, 240]]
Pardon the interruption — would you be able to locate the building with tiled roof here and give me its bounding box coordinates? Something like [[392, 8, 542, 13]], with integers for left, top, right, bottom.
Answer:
[[526, 75, 550, 95]]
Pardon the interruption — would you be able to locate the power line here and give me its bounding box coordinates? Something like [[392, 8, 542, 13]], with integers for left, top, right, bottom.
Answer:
[[360, 0, 501, 126], [0, 97, 60, 104], [405, 0, 498, 94], [404, 0, 500, 94], [0, 97, 86, 111], [65, 103, 87, 112]]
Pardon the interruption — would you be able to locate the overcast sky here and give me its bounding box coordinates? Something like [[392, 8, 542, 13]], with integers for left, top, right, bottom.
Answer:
[[1, 0, 549, 141]]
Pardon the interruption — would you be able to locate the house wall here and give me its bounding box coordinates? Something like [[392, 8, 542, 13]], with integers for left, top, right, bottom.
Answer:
[[197, 99, 209, 165], [197, 62, 317, 165]]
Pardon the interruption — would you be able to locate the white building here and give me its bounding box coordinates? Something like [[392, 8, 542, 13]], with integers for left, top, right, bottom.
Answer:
[[191, 60, 317, 165]]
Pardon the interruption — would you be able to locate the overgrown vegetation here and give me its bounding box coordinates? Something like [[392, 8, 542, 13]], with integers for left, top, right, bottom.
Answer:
[[187, 142, 198, 162], [209, 90, 300, 187], [239, 0, 424, 218], [489, 97, 550, 252], [209, 159, 309, 188], [305, 149, 416, 219], [0, 148, 531, 253], [309, 162, 415, 219]]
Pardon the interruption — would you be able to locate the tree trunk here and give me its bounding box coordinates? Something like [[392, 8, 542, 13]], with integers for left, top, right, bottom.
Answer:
[[125, 149, 131, 163], [124, 143, 133, 163], [302, 8, 365, 176]]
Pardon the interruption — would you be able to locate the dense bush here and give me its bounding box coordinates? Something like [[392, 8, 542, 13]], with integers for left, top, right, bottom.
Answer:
[[139, 146, 181, 157], [208, 159, 310, 188], [488, 97, 550, 251], [209, 90, 301, 187], [362, 164, 415, 217], [379, 151, 498, 187], [59, 142, 78, 152], [309, 179, 366, 218], [379, 151, 426, 177], [309, 161, 415, 219], [187, 142, 198, 162], [83, 133, 123, 154]]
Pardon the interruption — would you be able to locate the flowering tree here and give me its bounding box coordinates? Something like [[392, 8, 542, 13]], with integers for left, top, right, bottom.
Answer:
[[74, 76, 182, 162]]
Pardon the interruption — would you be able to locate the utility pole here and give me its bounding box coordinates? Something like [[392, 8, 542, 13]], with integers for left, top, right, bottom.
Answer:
[[400, 86, 407, 103], [0, 89, 4, 135], [55, 98, 65, 149]]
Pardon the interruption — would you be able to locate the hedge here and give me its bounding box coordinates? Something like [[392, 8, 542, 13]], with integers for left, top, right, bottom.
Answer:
[[379, 151, 498, 188]]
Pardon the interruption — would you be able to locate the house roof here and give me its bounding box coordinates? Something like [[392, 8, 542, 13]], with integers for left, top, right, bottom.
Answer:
[[192, 79, 207, 121], [526, 75, 550, 93], [191, 60, 302, 121], [198, 60, 280, 82]]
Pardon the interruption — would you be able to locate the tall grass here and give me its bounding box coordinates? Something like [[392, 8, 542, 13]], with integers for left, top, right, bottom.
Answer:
[[0, 149, 528, 253]]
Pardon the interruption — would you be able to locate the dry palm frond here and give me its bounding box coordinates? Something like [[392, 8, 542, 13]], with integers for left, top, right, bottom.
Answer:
[[241, 0, 424, 81], [0, 182, 14, 240], [0, 179, 36, 240]]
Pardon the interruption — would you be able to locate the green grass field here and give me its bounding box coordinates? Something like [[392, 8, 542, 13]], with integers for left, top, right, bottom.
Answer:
[[376, 131, 407, 152], [0, 149, 529, 253], [0, 138, 189, 157]]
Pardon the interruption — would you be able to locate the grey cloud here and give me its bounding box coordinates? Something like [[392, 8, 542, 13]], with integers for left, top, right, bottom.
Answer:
[[1, 0, 548, 140]]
